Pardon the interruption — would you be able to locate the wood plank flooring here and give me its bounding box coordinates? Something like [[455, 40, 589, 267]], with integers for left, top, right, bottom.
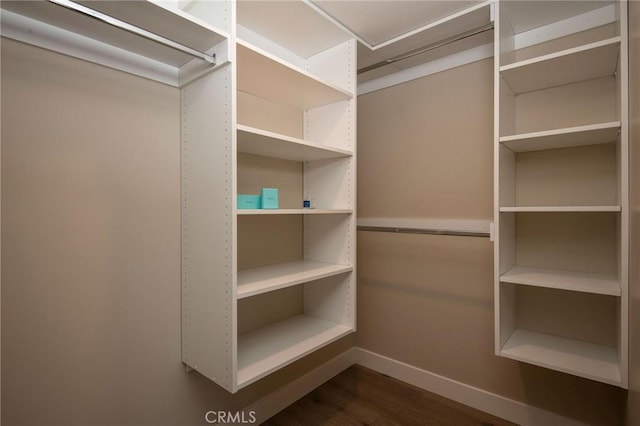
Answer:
[[264, 365, 518, 426]]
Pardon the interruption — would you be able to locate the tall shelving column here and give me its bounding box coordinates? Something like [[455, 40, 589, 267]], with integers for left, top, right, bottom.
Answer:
[[234, 1, 356, 391], [181, 0, 356, 393], [494, 0, 629, 387]]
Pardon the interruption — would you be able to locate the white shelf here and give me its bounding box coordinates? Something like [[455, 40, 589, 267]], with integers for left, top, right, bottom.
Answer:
[[499, 206, 620, 213], [500, 122, 621, 152], [502, 2, 616, 36], [500, 266, 620, 296], [1, 0, 228, 68], [236, 0, 351, 59], [237, 125, 352, 162], [237, 315, 352, 389], [237, 209, 352, 215], [500, 37, 621, 94], [237, 260, 352, 299], [500, 329, 621, 386], [237, 40, 352, 110]]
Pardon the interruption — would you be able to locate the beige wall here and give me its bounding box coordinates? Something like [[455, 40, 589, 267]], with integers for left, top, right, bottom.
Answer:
[[0, 38, 353, 425], [357, 58, 626, 426], [627, 1, 640, 425]]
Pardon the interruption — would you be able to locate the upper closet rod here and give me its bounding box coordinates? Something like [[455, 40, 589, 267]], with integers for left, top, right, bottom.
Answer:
[[357, 225, 489, 238], [358, 22, 494, 75], [48, 0, 216, 65]]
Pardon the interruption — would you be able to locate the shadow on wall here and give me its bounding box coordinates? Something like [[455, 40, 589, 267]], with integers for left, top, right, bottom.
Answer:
[[360, 277, 492, 310], [518, 363, 626, 426]]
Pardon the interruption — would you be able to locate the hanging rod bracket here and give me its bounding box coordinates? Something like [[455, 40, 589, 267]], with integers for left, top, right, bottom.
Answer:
[[48, 0, 217, 66]]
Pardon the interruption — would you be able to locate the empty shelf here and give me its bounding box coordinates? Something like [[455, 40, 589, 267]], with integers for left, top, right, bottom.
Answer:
[[501, 2, 614, 37], [237, 125, 352, 162], [237, 0, 351, 58], [500, 329, 621, 386], [237, 40, 352, 110], [237, 315, 352, 388], [499, 206, 620, 213], [237, 260, 352, 299], [500, 37, 620, 94], [500, 122, 621, 152], [500, 266, 619, 296], [237, 209, 352, 215]]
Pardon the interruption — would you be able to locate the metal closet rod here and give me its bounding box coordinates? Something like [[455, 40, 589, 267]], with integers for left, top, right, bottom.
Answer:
[[48, 0, 216, 65], [357, 225, 490, 238], [358, 22, 494, 75]]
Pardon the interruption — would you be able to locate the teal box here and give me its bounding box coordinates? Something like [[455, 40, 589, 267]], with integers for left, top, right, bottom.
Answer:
[[237, 194, 261, 209], [261, 188, 279, 209]]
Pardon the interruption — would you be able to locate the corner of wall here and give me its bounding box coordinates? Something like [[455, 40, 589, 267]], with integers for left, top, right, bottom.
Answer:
[[626, 0, 640, 423]]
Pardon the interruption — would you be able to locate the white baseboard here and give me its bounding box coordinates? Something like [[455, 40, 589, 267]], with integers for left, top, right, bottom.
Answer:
[[245, 348, 356, 425], [354, 348, 587, 426], [244, 347, 587, 426]]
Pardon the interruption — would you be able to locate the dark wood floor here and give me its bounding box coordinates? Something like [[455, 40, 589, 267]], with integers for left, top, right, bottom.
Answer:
[[264, 365, 518, 426]]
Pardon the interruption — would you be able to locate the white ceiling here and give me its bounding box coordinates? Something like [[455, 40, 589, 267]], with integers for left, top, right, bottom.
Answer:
[[312, 1, 484, 47], [310, 0, 492, 79]]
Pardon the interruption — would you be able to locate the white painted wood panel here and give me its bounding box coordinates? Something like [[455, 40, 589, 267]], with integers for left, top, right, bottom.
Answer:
[[500, 121, 621, 152], [236, 0, 350, 59], [304, 274, 355, 328], [305, 215, 354, 266], [237, 125, 352, 162], [237, 40, 352, 110], [502, 1, 614, 38], [500, 329, 621, 386], [237, 209, 352, 215], [237, 261, 352, 299], [181, 66, 235, 390], [500, 37, 620, 94], [499, 206, 621, 212], [500, 266, 620, 296], [237, 315, 352, 389]]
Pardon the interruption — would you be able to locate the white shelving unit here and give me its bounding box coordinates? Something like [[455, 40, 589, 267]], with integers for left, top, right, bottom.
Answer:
[[180, 0, 356, 393], [494, 0, 628, 388]]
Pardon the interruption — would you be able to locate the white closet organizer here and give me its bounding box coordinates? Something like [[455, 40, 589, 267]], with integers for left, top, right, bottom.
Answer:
[[1, 0, 356, 394], [0, 0, 230, 87], [181, 0, 357, 392], [494, 1, 628, 387]]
